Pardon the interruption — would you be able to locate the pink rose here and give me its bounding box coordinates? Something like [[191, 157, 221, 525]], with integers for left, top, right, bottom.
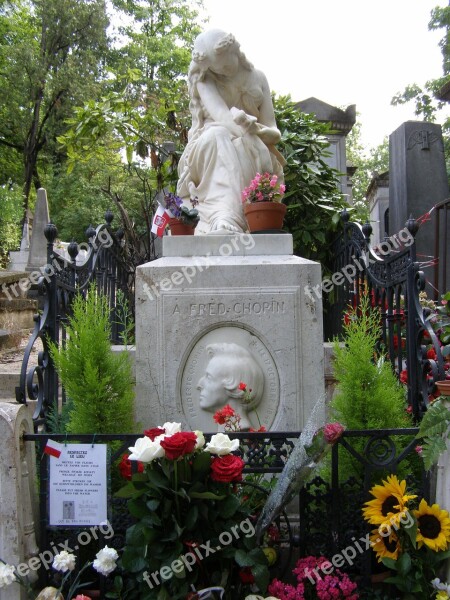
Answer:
[[323, 422, 344, 444]]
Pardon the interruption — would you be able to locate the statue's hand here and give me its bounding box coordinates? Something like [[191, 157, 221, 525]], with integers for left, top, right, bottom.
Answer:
[[254, 124, 281, 144], [230, 107, 257, 133]]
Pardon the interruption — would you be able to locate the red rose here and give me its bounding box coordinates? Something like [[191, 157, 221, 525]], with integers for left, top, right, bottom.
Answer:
[[144, 427, 165, 441], [238, 382, 247, 391], [323, 422, 344, 444], [160, 432, 197, 460], [119, 453, 144, 480], [400, 369, 408, 384], [210, 454, 245, 482]]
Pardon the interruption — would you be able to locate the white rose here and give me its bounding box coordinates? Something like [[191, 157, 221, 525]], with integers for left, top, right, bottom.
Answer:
[[204, 433, 239, 455], [52, 550, 76, 572], [128, 436, 164, 463], [0, 563, 16, 587], [194, 430, 205, 450], [161, 422, 182, 436], [92, 546, 118, 576]]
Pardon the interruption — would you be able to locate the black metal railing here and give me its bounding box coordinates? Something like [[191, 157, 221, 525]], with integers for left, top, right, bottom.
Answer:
[[23, 428, 427, 594], [16, 211, 133, 430], [323, 211, 446, 420]]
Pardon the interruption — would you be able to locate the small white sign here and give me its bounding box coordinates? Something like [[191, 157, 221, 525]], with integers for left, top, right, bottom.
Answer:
[[49, 443, 107, 526]]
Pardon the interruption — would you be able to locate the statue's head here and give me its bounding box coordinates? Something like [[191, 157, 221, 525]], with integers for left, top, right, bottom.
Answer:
[[190, 29, 252, 78], [196, 342, 264, 413]]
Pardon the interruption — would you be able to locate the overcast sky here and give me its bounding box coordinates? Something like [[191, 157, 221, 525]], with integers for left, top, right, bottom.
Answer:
[[200, 0, 449, 150]]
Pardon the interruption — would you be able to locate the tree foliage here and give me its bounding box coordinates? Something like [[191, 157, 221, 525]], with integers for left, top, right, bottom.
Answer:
[[0, 183, 23, 268], [274, 95, 349, 269], [345, 117, 389, 223], [0, 0, 110, 216]]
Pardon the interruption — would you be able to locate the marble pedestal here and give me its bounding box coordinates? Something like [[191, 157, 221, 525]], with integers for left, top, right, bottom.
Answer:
[[135, 234, 325, 432]]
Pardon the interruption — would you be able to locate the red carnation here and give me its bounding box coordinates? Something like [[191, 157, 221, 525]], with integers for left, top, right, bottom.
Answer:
[[144, 427, 165, 441], [238, 382, 247, 391], [160, 432, 197, 460], [210, 454, 245, 482], [119, 453, 144, 480], [213, 404, 236, 424]]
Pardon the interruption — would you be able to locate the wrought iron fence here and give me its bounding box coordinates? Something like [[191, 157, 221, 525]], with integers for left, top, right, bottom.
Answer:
[[16, 211, 134, 430], [323, 211, 446, 420], [24, 428, 427, 595]]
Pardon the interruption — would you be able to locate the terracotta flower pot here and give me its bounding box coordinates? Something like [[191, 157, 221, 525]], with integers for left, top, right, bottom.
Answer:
[[169, 218, 196, 235], [435, 380, 450, 396], [244, 202, 286, 232]]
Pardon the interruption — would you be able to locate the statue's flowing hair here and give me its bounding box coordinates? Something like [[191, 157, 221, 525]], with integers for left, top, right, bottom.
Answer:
[[187, 29, 254, 137]]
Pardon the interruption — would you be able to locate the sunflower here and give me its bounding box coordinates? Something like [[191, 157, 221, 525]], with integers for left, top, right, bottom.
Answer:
[[362, 474, 417, 527], [414, 498, 450, 552], [370, 529, 401, 562]]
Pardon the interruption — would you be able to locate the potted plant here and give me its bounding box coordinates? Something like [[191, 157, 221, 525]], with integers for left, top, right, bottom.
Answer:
[[241, 172, 286, 233], [164, 193, 199, 235]]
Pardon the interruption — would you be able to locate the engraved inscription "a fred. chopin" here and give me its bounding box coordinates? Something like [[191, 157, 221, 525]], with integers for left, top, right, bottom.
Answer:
[[185, 300, 286, 317]]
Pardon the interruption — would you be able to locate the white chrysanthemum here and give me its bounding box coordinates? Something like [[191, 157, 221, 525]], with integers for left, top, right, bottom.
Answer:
[[204, 433, 239, 455], [92, 546, 118, 576], [52, 551, 76, 573], [0, 563, 16, 587], [128, 436, 164, 463]]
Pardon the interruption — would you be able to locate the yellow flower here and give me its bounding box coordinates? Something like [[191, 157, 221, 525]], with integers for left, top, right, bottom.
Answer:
[[369, 529, 401, 562], [362, 474, 416, 527], [414, 498, 450, 552], [436, 592, 449, 600]]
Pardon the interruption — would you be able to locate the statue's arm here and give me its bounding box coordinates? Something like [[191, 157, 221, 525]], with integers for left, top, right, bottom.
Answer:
[[252, 70, 281, 145], [196, 78, 244, 138]]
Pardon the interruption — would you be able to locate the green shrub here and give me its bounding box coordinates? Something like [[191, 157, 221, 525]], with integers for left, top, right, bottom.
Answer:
[[49, 285, 135, 434], [327, 294, 414, 483]]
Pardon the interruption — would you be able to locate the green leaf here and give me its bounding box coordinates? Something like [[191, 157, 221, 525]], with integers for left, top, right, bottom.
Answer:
[[147, 469, 170, 489], [121, 548, 147, 573], [189, 491, 226, 500], [403, 513, 418, 547], [219, 495, 241, 518], [381, 557, 397, 570], [252, 563, 270, 593], [192, 451, 212, 476], [185, 504, 199, 530], [234, 549, 255, 567], [396, 551, 412, 577], [115, 482, 140, 499]]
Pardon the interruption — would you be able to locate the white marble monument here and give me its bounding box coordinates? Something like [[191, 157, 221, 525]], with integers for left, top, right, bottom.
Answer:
[[135, 234, 325, 432]]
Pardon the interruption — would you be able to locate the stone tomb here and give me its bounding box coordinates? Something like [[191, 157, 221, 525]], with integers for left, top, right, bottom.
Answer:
[[135, 234, 325, 432]]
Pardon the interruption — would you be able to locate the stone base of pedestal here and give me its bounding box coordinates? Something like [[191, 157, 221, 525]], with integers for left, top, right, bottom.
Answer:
[[135, 234, 325, 432]]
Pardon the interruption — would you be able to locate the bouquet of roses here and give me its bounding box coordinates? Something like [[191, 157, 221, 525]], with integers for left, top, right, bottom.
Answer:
[[117, 422, 269, 599]]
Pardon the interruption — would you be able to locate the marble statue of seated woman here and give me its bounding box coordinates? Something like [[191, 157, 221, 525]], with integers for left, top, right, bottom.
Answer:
[[177, 29, 285, 235]]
